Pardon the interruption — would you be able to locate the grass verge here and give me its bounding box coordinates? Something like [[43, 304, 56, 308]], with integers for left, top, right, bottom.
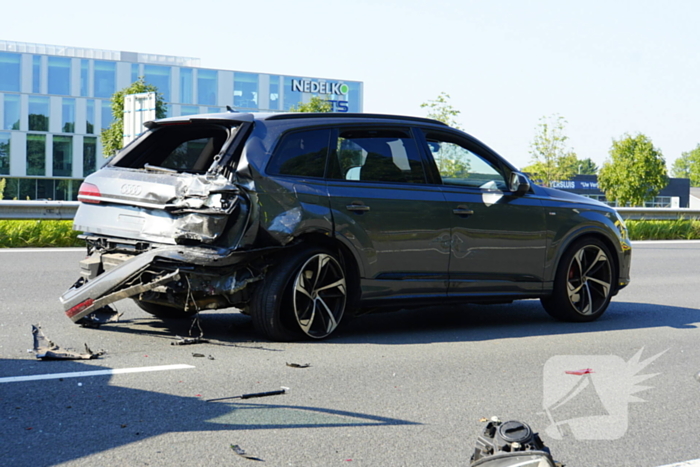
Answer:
[[625, 219, 700, 240], [0, 220, 83, 248]]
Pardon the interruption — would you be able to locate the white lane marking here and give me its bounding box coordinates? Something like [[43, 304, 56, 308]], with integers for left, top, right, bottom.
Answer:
[[656, 460, 700, 467], [632, 240, 700, 245], [0, 248, 85, 253], [0, 364, 195, 384]]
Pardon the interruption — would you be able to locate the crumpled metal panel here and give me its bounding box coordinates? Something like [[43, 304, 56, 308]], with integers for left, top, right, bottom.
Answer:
[[74, 167, 243, 245]]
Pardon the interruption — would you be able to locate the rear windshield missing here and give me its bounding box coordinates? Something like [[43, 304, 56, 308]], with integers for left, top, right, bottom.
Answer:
[[110, 123, 234, 174]]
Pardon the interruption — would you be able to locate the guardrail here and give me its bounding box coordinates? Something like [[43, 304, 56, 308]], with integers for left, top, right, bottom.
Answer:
[[0, 200, 80, 220], [615, 208, 700, 220], [0, 201, 699, 221]]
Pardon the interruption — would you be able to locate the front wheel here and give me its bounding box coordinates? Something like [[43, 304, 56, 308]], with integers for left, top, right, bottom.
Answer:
[[541, 238, 615, 322], [251, 246, 348, 341]]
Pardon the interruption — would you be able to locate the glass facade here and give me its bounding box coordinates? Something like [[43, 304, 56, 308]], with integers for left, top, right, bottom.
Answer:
[[234, 72, 258, 109], [83, 136, 96, 177], [0, 52, 20, 92], [0, 131, 9, 175], [94, 60, 116, 98], [197, 69, 217, 105], [62, 98, 75, 133], [180, 68, 193, 104], [3, 94, 20, 130], [0, 40, 362, 199], [48, 57, 71, 95], [28, 96, 49, 131], [26, 134, 46, 176], [53, 135, 72, 176], [144, 65, 171, 102]]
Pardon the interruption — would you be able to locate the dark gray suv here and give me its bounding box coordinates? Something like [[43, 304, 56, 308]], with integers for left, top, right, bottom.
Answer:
[[60, 112, 631, 341]]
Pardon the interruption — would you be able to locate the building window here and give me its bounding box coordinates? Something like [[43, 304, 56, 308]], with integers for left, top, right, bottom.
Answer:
[[62, 98, 75, 133], [3, 94, 20, 130], [197, 69, 217, 106], [94, 61, 116, 98], [80, 60, 89, 97], [86, 100, 95, 134], [269, 75, 280, 111], [180, 68, 193, 104], [32, 56, 41, 93], [234, 72, 259, 109], [83, 136, 97, 176], [131, 63, 139, 84], [283, 76, 303, 111], [2, 177, 18, 199], [144, 65, 170, 102], [0, 132, 10, 175], [101, 100, 113, 131], [53, 135, 73, 176], [28, 96, 50, 132], [27, 134, 46, 176], [0, 52, 21, 92], [180, 105, 199, 116], [48, 56, 71, 95]]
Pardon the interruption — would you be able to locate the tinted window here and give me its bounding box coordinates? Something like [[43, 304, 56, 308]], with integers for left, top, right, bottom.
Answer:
[[267, 129, 330, 178], [332, 128, 425, 184], [422, 130, 506, 189]]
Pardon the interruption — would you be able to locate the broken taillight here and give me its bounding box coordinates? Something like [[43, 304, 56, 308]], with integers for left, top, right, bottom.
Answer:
[[66, 298, 95, 318], [78, 182, 101, 204]]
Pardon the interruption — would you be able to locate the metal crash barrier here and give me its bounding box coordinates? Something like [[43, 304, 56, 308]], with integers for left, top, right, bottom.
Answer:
[[0, 200, 80, 220]]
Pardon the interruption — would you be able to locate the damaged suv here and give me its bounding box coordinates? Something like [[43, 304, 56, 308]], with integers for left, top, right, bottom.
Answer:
[[60, 112, 631, 341]]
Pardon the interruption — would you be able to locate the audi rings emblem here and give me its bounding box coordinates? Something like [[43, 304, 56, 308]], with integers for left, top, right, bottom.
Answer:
[[120, 184, 142, 196]]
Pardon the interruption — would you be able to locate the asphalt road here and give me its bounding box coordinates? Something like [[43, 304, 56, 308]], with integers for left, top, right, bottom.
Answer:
[[1, 242, 699, 467]]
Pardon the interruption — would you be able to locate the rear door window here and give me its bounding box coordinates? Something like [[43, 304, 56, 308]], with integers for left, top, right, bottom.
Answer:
[[330, 128, 425, 184], [267, 129, 331, 178]]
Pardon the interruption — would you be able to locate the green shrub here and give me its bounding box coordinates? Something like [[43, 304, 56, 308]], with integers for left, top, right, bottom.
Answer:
[[0, 220, 83, 248], [625, 219, 700, 240]]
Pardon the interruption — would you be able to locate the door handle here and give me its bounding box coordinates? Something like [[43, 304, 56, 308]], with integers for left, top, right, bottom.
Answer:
[[346, 204, 370, 212], [452, 207, 474, 217]]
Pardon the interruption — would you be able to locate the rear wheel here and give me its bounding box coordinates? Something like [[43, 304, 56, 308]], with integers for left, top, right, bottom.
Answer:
[[251, 246, 347, 341], [541, 238, 615, 322]]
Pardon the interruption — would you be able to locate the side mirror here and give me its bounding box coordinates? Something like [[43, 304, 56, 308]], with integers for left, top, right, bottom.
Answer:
[[509, 172, 530, 196]]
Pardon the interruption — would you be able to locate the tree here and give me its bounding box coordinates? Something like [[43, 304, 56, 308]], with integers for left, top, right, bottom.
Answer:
[[101, 77, 167, 157], [523, 115, 578, 187], [598, 133, 668, 206], [576, 158, 599, 175], [671, 144, 700, 186], [420, 92, 462, 129], [289, 96, 332, 112]]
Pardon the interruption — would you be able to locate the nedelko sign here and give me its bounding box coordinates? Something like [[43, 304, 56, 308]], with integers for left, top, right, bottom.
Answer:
[[291, 79, 349, 95]]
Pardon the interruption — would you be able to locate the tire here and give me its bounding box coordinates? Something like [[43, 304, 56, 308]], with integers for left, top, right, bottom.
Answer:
[[250, 246, 348, 341], [541, 238, 615, 322], [132, 298, 199, 319]]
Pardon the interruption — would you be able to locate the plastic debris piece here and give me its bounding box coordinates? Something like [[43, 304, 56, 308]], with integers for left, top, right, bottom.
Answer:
[[207, 387, 288, 402], [192, 353, 205, 358], [230, 444, 263, 462], [565, 368, 594, 375], [171, 335, 209, 346], [77, 306, 123, 328], [286, 362, 311, 368], [32, 325, 105, 360], [207, 355, 215, 360]]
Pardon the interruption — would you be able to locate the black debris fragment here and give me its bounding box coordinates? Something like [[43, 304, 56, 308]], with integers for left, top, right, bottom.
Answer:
[[230, 444, 264, 462], [192, 353, 205, 358], [206, 387, 288, 402], [32, 325, 105, 360], [286, 362, 311, 368], [77, 306, 123, 328], [171, 335, 210, 346]]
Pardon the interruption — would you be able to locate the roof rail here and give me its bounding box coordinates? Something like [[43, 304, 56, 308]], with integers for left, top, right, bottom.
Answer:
[[264, 112, 448, 126]]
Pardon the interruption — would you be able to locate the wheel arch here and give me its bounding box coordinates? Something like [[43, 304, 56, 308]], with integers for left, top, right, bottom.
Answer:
[[550, 229, 622, 293]]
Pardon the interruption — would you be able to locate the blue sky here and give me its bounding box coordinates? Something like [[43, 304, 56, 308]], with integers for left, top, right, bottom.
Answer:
[[4, 0, 699, 170]]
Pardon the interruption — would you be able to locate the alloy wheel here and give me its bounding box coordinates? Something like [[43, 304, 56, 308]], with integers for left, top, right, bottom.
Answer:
[[566, 245, 612, 316]]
